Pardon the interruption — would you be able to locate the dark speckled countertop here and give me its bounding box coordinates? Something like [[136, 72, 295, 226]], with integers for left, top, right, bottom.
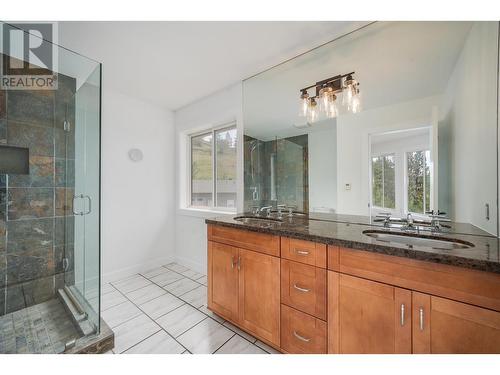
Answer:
[[206, 214, 500, 274]]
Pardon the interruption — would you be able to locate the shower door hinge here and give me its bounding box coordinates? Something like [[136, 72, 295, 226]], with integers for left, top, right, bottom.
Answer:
[[62, 257, 69, 271], [63, 120, 71, 132]]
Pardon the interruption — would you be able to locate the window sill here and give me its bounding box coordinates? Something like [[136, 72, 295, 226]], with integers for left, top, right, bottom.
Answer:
[[177, 207, 237, 219]]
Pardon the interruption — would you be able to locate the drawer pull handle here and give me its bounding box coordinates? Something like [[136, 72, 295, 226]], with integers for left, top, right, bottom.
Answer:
[[419, 307, 425, 331], [293, 331, 311, 343], [293, 284, 310, 293], [295, 249, 310, 256], [400, 303, 405, 326]]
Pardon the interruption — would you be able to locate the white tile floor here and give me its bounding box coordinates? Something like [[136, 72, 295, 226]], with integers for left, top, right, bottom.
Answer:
[[103, 262, 279, 354]]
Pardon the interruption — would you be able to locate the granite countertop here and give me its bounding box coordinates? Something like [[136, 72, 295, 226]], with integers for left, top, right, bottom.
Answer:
[[206, 214, 500, 274]]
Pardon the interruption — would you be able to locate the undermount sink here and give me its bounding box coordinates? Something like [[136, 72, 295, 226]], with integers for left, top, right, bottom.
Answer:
[[362, 230, 474, 250], [234, 216, 283, 224]]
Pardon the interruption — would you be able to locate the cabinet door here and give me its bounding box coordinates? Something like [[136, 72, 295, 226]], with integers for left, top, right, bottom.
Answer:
[[207, 241, 239, 321], [413, 293, 500, 353], [238, 248, 280, 346], [331, 273, 411, 353]]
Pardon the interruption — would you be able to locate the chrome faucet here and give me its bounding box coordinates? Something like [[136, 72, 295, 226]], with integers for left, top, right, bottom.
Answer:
[[401, 213, 416, 231], [260, 206, 273, 217], [426, 210, 451, 232], [277, 204, 287, 219]]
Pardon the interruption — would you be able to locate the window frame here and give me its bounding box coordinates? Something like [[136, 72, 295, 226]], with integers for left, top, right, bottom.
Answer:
[[187, 122, 237, 212]]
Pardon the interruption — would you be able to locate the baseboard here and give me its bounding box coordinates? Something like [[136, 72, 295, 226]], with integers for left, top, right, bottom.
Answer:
[[174, 254, 206, 275], [102, 255, 175, 284]]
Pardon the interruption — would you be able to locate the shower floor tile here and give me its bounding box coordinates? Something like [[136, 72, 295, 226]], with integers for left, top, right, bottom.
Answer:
[[103, 263, 281, 355], [0, 298, 82, 354]]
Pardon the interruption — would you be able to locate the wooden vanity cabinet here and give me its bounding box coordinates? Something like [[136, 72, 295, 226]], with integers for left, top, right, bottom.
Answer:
[[328, 271, 411, 354], [207, 225, 281, 347], [328, 246, 500, 354], [208, 224, 500, 354], [412, 292, 500, 353]]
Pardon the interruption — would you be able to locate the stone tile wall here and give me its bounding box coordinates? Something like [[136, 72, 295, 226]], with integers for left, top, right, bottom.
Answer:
[[0, 63, 76, 316]]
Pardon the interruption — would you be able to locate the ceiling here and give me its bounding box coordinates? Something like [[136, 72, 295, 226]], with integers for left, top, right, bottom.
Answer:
[[243, 21, 474, 141], [55, 21, 369, 110]]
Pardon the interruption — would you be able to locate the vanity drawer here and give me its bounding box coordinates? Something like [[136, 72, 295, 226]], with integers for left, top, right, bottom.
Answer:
[[207, 224, 280, 257], [281, 304, 327, 354], [281, 259, 327, 320], [281, 237, 327, 268]]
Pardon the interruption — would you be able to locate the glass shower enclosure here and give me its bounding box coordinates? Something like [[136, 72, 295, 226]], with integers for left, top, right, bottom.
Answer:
[[0, 22, 101, 353]]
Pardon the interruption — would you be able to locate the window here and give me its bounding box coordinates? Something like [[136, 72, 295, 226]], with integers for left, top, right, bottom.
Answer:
[[406, 150, 431, 214], [371, 154, 396, 209], [190, 124, 237, 210]]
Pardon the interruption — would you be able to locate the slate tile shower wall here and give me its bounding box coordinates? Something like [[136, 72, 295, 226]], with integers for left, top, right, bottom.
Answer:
[[0, 62, 76, 316], [243, 134, 309, 213]]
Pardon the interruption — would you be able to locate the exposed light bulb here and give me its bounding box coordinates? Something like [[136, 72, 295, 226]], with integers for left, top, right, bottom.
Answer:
[[299, 90, 309, 117], [307, 98, 318, 123], [319, 85, 333, 112], [350, 94, 361, 114], [327, 95, 338, 118]]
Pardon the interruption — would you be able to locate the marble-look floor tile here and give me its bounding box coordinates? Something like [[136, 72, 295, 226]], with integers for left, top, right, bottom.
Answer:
[[113, 314, 160, 353], [223, 321, 257, 343], [198, 305, 225, 324], [215, 335, 266, 354], [255, 340, 281, 354], [141, 266, 170, 279], [101, 283, 116, 295], [149, 270, 183, 287], [126, 284, 166, 305], [102, 301, 142, 328], [156, 304, 206, 338], [101, 290, 127, 311], [164, 278, 200, 297], [139, 293, 184, 319], [124, 330, 184, 354], [112, 275, 151, 294], [177, 317, 234, 354], [180, 285, 207, 308], [196, 275, 208, 286], [164, 263, 189, 274], [181, 269, 204, 280]]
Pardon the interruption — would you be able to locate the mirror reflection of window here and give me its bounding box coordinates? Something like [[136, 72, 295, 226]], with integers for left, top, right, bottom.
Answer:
[[406, 150, 431, 214], [371, 154, 396, 210]]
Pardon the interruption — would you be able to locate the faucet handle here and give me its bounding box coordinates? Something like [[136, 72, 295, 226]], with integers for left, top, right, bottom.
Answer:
[[426, 210, 447, 217], [250, 206, 260, 216]]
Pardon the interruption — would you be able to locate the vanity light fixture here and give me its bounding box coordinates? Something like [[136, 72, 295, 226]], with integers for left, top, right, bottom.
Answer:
[[299, 72, 360, 122]]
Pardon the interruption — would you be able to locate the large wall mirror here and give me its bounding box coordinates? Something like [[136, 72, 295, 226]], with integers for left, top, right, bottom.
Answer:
[[243, 21, 499, 236]]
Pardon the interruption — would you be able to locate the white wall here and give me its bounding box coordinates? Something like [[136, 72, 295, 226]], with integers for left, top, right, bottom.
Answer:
[[174, 83, 243, 273], [336, 95, 441, 216], [101, 89, 175, 282], [308, 125, 337, 213], [441, 22, 498, 235]]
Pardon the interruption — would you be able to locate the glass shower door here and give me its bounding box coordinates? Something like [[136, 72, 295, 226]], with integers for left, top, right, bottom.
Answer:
[[71, 65, 101, 332]]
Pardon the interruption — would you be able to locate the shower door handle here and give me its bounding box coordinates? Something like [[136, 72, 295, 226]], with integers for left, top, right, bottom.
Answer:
[[72, 194, 84, 216], [72, 194, 92, 216], [83, 195, 92, 215]]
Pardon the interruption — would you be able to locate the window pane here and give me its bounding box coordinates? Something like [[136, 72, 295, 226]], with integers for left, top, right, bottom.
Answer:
[[424, 150, 431, 213], [383, 155, 396, 209], [372, 156, 383, 207], [407, 150, 426, 213], [191, 133, 213, 207], [215, 127, 237, 208]]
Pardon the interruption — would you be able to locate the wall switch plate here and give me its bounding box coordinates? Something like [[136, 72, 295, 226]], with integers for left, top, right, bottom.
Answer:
[[345, 183, 351, 191]]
